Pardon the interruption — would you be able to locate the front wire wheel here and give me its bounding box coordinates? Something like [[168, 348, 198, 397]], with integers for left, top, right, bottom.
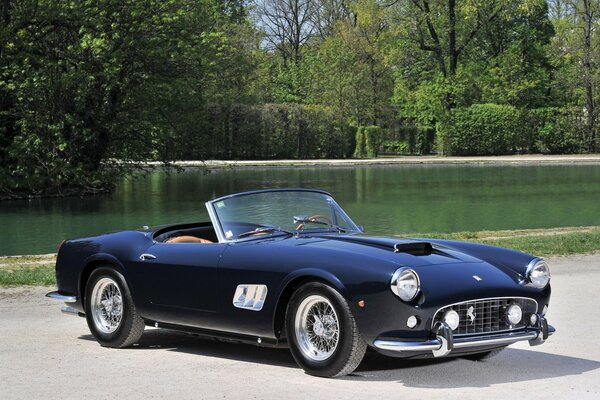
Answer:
[[294, 295, 340, 361], [286, 282, 367, 377]]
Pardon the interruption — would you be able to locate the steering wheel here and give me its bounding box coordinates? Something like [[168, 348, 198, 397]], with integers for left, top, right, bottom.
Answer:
[[296, 214, 333, 230]]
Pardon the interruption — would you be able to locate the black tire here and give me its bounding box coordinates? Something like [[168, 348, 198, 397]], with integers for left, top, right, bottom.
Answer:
[[84, 267, 145, 348], [285, 282, 366, 378], [462, 347, 506, 361]]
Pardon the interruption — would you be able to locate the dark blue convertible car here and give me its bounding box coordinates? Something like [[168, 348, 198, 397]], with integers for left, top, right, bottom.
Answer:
[[47, 188, 554, 377]]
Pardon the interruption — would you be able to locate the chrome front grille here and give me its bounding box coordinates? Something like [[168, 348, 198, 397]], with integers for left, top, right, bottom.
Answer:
[[433, 297, 538, 336]]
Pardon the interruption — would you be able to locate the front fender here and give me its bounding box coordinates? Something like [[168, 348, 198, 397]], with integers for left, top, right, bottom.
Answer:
[[278, 267, 348, 298]]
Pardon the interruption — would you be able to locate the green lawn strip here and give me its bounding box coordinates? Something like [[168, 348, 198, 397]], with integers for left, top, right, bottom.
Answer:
[[416, 227, 600, 256], [478, 231, 600, 256], [0, 264, 56, 287]]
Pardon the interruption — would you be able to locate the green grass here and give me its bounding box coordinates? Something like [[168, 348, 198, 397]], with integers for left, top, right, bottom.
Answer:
[[416, 226, 600, 256], [0, 254, 56, 287], [2, 226, 600, 287], [0, 264, 56, 287], [478, 231, 600, 256]]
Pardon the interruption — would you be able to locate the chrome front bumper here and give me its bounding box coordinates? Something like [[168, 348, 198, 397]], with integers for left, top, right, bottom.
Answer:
[[374, 315, 554, 357]]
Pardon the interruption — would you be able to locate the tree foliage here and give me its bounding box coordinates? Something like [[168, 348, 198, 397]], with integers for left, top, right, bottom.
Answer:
[[1, 0, 600, 196]]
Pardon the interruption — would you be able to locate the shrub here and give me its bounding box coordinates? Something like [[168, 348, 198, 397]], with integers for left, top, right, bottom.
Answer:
[[382, 140, 409, 154], [525, 108, 583, 154], [353, 127, 366, 158], [364, 126, 383, 157], [353, 125, 382, 158], [444, 104, 525, 155]]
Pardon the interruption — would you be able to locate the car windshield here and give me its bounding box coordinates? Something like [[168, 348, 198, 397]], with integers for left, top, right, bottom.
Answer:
[[208, 190, 360, 242]]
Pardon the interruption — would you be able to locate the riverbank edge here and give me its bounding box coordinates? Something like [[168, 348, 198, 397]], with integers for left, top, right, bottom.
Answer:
[[2, 225, 600, 287], [154, 154, 600, 168]]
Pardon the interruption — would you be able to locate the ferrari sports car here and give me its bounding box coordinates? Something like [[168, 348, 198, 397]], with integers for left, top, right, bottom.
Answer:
[[47, 188, 554, 377]]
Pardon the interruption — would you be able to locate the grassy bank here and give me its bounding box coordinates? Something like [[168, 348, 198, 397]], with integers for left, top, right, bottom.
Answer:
[[2, 226, 600, 287], [417, 226, 600, 256], [0, 254, 56, 287]]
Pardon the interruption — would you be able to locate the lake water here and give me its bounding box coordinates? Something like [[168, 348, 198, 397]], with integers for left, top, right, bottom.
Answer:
[[2, 163, 600, 256]]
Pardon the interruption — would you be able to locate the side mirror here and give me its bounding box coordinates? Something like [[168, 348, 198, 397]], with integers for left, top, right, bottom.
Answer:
[[358, 225, 365, 233]]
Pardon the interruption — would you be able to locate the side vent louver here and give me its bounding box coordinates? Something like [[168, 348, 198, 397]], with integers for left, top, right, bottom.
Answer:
[[232, 284, 268, 311]]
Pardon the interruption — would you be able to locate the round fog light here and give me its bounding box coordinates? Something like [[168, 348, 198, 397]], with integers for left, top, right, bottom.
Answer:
[[507, 304, 523, 325], [443, 310, 460, 330], [530, 314, 538, 326], [407, 315, 418, 329]]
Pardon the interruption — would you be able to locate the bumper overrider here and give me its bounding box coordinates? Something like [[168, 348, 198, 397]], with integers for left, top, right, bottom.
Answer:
[[373, 314, 555, 357]]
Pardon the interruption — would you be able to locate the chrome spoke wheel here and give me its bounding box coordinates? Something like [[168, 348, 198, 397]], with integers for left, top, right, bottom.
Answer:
[[294, 295, 340, 361], [90, 277, 123, 334]]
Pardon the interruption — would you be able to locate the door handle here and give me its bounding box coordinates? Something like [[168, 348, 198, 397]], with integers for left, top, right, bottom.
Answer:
[[139, 253, 157, 261]]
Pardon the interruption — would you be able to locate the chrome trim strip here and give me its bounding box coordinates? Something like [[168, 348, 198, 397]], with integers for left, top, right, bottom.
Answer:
[[205, 201, 227, 243], [373, 330, 539, 353], [431, 296, 539, 329], [374, 338, 442, 352], [61, 306, 85, 317], [46, 291, 77, 303], [454, 331, 538, 348]]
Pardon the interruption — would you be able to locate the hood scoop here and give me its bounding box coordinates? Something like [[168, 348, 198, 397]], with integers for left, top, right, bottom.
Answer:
[[319, 235, 434, 254], [394, 241, 433, 255]]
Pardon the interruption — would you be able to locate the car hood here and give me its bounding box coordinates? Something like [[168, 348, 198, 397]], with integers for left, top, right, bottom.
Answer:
[[303, 234, 528, 290], [307, 234, 482, 266]]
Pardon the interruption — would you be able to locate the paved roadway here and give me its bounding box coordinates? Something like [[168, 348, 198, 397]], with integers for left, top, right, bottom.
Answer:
[[1, 254, 599, 399]]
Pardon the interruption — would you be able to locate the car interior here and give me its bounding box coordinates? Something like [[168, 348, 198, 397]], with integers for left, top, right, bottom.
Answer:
[[153, 222, 218, 244]]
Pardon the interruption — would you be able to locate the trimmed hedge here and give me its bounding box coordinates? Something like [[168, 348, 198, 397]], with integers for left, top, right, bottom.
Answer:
[[443, 104, 585, 156], [353, 125, 382, 158], [444, 104, 525, 156], [174, 103, 355, 160]]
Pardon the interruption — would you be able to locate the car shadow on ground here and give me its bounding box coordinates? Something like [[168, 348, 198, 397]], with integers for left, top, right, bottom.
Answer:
[[79, 329, 298, 368], [347, 348, 600, 387], [79, 329, 600, 386]]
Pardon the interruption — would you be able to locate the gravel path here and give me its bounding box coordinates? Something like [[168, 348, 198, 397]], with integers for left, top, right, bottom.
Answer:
[[1, 254, 599, 399]]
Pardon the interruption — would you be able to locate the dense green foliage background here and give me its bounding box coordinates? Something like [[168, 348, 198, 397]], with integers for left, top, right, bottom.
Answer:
[[1, 0, 599, 195]]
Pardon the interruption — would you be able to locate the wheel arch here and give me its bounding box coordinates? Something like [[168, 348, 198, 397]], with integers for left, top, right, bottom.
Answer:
[[79, 253, 127, 310], [272, 268, 347, 340]]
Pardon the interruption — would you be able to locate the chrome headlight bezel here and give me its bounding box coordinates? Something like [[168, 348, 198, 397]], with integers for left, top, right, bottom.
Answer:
[[526, 258, 551, 289], [390, 267, 421, 302]]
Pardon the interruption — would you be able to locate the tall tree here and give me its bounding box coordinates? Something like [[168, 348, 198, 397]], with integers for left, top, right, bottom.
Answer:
[[258, 0, 318, 65]]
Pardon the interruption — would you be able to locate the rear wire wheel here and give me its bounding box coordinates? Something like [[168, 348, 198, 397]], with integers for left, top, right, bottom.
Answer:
[[85, 267, 145, 348], [286, 282, 366, 377]]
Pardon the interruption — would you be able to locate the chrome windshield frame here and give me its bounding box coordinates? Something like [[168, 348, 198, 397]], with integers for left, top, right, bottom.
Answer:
[[205, 188, 361, 244]]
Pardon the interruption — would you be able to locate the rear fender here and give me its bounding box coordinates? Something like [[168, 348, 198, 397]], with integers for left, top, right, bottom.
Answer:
[[78, 253, 129, 308]]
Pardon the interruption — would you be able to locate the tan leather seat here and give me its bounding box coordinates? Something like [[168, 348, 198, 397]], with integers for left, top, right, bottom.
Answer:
[[165, 235, 213, 244]]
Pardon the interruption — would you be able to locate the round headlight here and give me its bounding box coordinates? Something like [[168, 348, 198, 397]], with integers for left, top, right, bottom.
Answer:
[[390, 267, 420, 302], [507, 304, 523, 325], [443, 309, 460, 330], [526, 259, 551, 288]]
